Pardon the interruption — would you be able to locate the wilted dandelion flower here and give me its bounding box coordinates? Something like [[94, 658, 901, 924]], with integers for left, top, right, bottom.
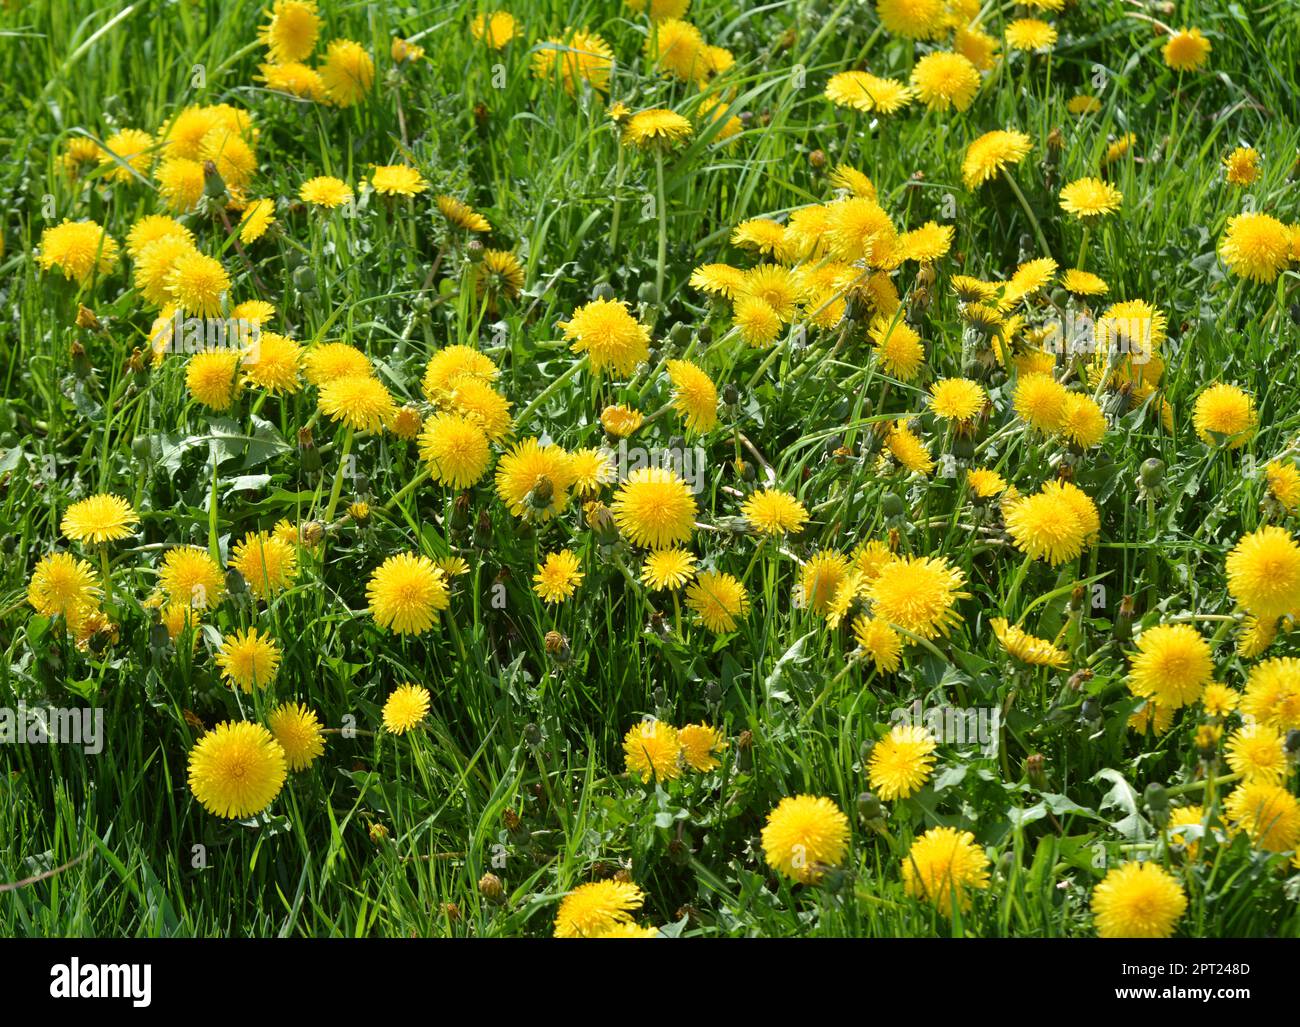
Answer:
[[495, 438, 576, 520], [382, 683, 432, 734], [642, 548, 697, 591], [903, 827, 990, 915], [61, 494, 139, 544], [852, 615, 903, 673], [367, 554, 449, 635], [303, 342, 372, 385], [27, 552, 99, 618], [532, 29, 614, 94], [320, 39, 374, 107], [623, 720, 681, 782], [1127, 623, 1212, 709], [868, 723, 937, 800], [318, 374, 395, 432], [260, 0, 319, 62], [533, 550, 584, 603], [991, 617, 1068, 668], [267, 702, 324, 771], [962, 129, 1032, 189], [559, 298, 650, 376], [299, 175, 353, 208], [910, 51, 981, 112], [1225, 723, 1287, 783], [678, 723, 727, 772], [1224, 780, 1300, 852], [1005, 18, 1056, 51], [216, 626, 281, 691], [622, 109, 693, 149], [742, 488, 809, 536], [554, 880, 645, 937], [685, 571, 748, 633], [1091, 862, 1187, 938], [1218, 211, 1292, 284], [229, 531, 298, 598], [1226, 526, 1300, 622], [870, 316, 925, 381], [188, 721, 287, 819], [418, 412, 491, 488], [38, 220, 119, 284], [612, 467, 697, 548], [371, 164, 427, 196], [1192, 383, 1255, 447], [1059, 177, 1122, 219], [471, 11, 520, 48], [1162, 27, 1211, 71], [760, 795, 851, 884], [868, 555, 967, 639]]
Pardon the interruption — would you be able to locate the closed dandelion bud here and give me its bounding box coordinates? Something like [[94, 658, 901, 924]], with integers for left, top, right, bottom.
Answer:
[[1026, 753, 1047, 790], [202, 160, 227, 200], [1195, 724, 1222, 759], [1081, 697, 1101, 722], [466, 238, 484, 262], [737, 457, 755, 482], [916, 263, 937, 290], [951, 434, 975, 460], [302, 520, 324, 546], [809, 148, 826, 169], [1114, 594, 1135, 641], [588, 503, 619, 546], [1139, 457, 1165, 490], [226, 567, 247, 596], [300, 443, 322, 475], [369, 823, 389, 844], [523, 722, 542, 749], [131, 435, 153, 462], [503, 808, 521, 832], [544, 629, 571, 664], [820, 864, 850, 893], [1047, 126, 1064, 151], [637, 280, 659, 305], [649, 609, 670, 638], [856, 791, 883, 823], [1143, 782, 1169, 814], [525, 475, 553, 511], [348, 500, 370, 524], [698, 324, 713, 346], [881, 492, 906, 519], [478, 872, 505, 901], [127, 348, 146, 376], [704, 680, 722, 705], [293, 265, 317, 295], [149, 619, 170, 651], [1070, 583, 1087, 611], [669, 321, 691, 347], [443, 902, 463, 922], [722, 383, 740, 407], [591, 281, 616, 302], [70, 341, 92, 378]]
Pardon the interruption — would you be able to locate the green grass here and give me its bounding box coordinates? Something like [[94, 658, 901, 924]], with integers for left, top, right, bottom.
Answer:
[[2, 0, 1300, 937]]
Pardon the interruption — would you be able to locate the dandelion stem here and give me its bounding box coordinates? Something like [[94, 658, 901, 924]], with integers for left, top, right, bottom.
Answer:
[[1002, 169, 1052, 260], [323, 426, 354, 525]]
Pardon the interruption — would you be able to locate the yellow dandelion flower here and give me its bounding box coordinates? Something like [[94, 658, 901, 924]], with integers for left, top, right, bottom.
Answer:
[[188, 721, 287, 819], [1091, 861, 1187, 938], [495, 438, 576, 521], [1162, 28, 1211, 72], [642, 548, 697, 591], [742, 488, 809, 536], [27, 552, 100, 619], [685, 571, 748, 633], [417, 412, 491, 488], [868, 723, 938, 801], [852, 614, 903, 673], [679, 723, 727, 772], [910, 51, 981, 112], [1219, 211, 1292, 284], [1127, 623, 1212, 709], [320, 39, 374, 107], [554, 880, 645, 937], [612, 467, 698, 548], [299, 175, 353, 208], [382, 682, 432, 734], [229, 531, 298, 599], [761, 795, 851, 884], [962, 129, 1032, 189], [318, 374, 395, 432], [371, 164, 427, 197], [991, 617, 1068, 668], [266, 702, 325, 771], [559, 298, 651, 377], [1224, 781, 1300, 852], [533, 550, 584, 603], [37, 220, 119, 285], [61, 494, 139, 544], [623, 719, 682, 782], [216, 626, 281, 692], [1226, 526, 1300, 622], [1192, 383, 1255, 448], [903, 826, 991, 915], [260, 0, 320, 63]]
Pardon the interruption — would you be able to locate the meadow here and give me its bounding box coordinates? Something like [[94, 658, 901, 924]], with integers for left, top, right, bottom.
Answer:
[[3, 0, 1300, 938]]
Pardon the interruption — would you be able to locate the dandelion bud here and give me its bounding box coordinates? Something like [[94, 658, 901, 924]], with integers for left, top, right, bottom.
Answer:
[[1195, 724, 1222, 759], [721, 383, 740, 407], [348, 500, 370, 524], [591, 281, 616, 302], [293, 265, 317, 295], [1114, 594, 1135, 641], [75, 305, 101, 331], [881, 492, 906, 519], [478, 872, 505, 901], [503, 808, 522, 832], [525, 475, 553, 510], [856, 791, 883, 823], [704, 680, 722, 705], [1139, 457, 1165, 489], [69, 340, 92, 378], [544, 629, 571, 664], [466, 238, 484, 262], [523, 722, 542, 748], [668, 321, 691, 347], [450, 492, 472, 532], [587, 503, 619, 546], [202, 160, 227, 200], [369, 823, 389, 844], [1143, 781, 1169, 813], [1025, 753, 1047, 790], [637, 280, 659, 305], [808, 148, 826, 169], [302, 520, 324, 546], [443, 902, 463, 922]]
